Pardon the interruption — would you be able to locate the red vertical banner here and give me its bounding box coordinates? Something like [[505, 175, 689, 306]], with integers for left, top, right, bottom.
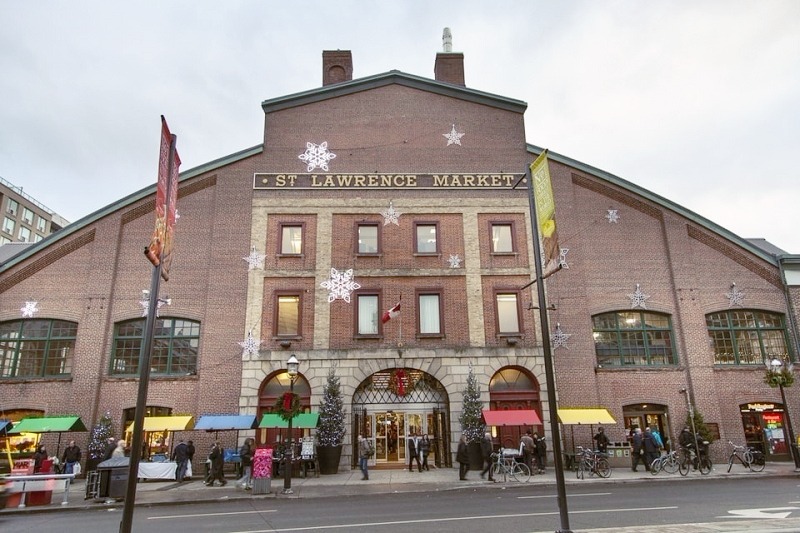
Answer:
[[160, 123, 181, 281]]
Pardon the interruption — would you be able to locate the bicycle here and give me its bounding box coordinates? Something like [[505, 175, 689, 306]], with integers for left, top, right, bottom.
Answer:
[[490, 449, 531, 482], [726, 441, 766, 472], [678, 444, 712, 476], [650, 449, 680, 475], [575, 446, 611, 479]]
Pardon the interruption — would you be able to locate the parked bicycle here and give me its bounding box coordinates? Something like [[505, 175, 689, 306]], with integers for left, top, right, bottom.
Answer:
[[678, 442, 712, 475], [726, 441, 765, 472], [490, 448, 531, 482], [650, 449, 680, 475], [575, 446, 611, 479]]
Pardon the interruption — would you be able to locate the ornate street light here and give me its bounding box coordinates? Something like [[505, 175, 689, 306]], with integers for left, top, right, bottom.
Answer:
[[283, 354, 300, 494], [766, 357, 800, 469]]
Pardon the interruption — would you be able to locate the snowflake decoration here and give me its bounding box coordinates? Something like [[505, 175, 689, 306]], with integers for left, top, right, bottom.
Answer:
[[447, 254, 462, 268], [558, 247, 570, 269], [20, 301, 39, 318], [443, 124, 465, 146], [381, 202, 401, 226], [627, 284, 650, 309], [550, 323, 572, 350], [237, 330, 262, 357], [139, 294, 169, 318], [320, 268, 361, 303], [243, 246, 267, 271], [298, 141, 336, 172], [726, 283, 745, 307], [605, 209, 620, 223]]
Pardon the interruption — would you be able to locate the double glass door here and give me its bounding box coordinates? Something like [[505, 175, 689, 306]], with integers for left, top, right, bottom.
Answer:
[[373, 411, 425, 464]]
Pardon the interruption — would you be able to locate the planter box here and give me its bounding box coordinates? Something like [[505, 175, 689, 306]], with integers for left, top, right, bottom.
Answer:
[[317, 445, 342, 475]]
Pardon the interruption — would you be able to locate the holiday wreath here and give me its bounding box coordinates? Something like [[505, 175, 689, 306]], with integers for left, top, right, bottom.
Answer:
[[274, 392, 302, 422], [388, 369, 413, 397]]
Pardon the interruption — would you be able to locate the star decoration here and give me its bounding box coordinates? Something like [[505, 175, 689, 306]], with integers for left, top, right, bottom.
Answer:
[[627, 284, 650, 309], [605, 209, 620, 223], [298, 141, 337, 172], [237, 330, 262, 357], [550, 323, 572, 350], [320, 268, 361, 303], [243, 246, 267, 271], [726, 283, 745, 307], [443, 124, 465, 146], [558, 248, 570, 269], [20, 301, 39, 318], [447, 254, 462, 268], [381, 202, 401, 226]]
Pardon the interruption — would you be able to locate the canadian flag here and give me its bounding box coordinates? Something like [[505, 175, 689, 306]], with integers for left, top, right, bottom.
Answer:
[[381, 301, 401, 323]]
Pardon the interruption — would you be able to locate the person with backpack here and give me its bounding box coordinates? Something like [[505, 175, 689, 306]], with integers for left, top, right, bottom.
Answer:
[[520, 431, 535, 472], [358, 434, 372, 480], [534, 432, 547, 474]]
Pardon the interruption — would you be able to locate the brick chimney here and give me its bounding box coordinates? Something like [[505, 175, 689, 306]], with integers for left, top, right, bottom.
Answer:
[[322, 50, 353, 86], [434, 27, 465, 86]]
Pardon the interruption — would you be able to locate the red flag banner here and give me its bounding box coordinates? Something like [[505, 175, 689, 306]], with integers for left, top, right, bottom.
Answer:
[[382, 301, 401, 324]]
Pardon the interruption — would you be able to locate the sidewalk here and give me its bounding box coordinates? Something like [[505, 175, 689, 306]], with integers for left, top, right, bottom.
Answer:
[[3, 462, 800, 532]]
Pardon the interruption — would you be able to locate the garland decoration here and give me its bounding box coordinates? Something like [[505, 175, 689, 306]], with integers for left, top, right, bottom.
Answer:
[[764, 368, 795, 388], [275, 392, 302, 422], [388, 369, 411, 397]]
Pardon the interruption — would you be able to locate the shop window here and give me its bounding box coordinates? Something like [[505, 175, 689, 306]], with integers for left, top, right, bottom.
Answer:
[[417, 291, 442, 337], [110, 318, 199, 376], [414, 223, 438, 254], [280, 224, 303, 255], [357, 223, 379, 254], [706, 310, 791, 365], [0, 319, 77, 378], [274, 293, 301, 338], [592, 311, 677, 367], [356, 293, 379, 336], [491, 222, 514, 253], [495, 291, 521, 334]]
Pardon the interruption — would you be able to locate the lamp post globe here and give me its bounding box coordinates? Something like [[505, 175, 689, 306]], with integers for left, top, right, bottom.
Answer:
[[283, 354, 299, 494]]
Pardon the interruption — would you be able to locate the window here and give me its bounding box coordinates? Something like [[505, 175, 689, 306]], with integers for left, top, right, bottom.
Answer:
[[491, 223, 514, 253], [495, 292, 521, 334], [33, 234, 43, 243], [36, 217, 46, 232], [2, 217, 14, 235], [280, 225, 303, 255], [415, 223, 438, 254], [6, 199, 18, 215], [18, 226, 31, 242], [0, 236, 10, 245], [418, 292, 442, 336], [0, 319, 77, 378], [706, 310, 791, 365], [592, 311, 676, 366], [356, 294, 379, 336], [275, 294, 301, 337], [110, 318, 200, 375], [357, 224, 379, 254], [21, 207, 34, 225]]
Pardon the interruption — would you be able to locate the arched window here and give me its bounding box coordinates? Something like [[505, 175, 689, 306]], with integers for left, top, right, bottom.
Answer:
[[592, 311, 676, 367], [706, 310, 791, 365], [0, 319, 77, 378], [110, 318, 200, 376]]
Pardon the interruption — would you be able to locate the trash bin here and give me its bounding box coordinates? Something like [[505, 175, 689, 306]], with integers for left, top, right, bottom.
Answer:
[[97, 457, 130, 500]]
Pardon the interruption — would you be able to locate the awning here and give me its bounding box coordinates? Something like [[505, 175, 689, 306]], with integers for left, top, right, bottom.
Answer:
[[259, 412, 319, 429], [0, 420, 13, 434], [482, 409, 542, 427], [128, 415, 195, 432], [8, 416, 87, 434], [557, 408, 616, 425], [195, 415, 257, 431]]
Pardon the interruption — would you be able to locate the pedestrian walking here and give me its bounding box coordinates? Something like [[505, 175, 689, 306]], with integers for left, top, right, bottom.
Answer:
[[237, 437, 254, 489], [172, 439, 189, 482], [520, 431, 535, 471], [419, 434, 431, 471], [479, 432, 494, 480], [62, 440, 82, 478], [631, 427, 648, 472], [407, 432, 422, 472], [643, 427, 660, 467], [534, 432, 547, 474], [358, 434, 372, 480], [457, 435, 470, 480], [205, 442, 227, 486]]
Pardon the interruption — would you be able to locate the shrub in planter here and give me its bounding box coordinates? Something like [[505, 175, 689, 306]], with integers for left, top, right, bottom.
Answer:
[[317, 365, 346, 474]]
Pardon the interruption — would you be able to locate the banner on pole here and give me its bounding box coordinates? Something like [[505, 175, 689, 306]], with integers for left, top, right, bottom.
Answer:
[[530, 150, 559, 269]]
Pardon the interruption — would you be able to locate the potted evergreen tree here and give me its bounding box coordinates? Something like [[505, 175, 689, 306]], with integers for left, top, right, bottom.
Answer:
[[459, 364, 486, 469], [316, 365, 346, 474], [87, 411, 114, 473]]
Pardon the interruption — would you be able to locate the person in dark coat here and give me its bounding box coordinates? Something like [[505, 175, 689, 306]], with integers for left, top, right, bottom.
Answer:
[[171, 439, 189, 482], [185, 440, 196, 479], [479, 432, 494, 480], [237, 438, 254, 489], [62, 440, 82, 476], [631, 428, 648, 472], [102, 437, 117, 461], [418, 435, 432, 471], [205, 442, 226, 486], [33, 443, 48, 473], [643, 427, 660, 467], [534, 432, 547, 474], [456, 435, 470, 480], [407, 432, 422, 472]]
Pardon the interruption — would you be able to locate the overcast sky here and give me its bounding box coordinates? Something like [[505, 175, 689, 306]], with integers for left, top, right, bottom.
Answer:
[[2, 1, 798, 253]]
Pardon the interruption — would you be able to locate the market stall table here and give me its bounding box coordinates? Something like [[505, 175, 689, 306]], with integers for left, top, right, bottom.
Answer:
[[137, 461, 177, 481]]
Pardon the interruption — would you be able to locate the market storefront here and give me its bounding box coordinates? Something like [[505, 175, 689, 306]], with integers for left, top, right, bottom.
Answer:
[[740, 402, 792, 460]]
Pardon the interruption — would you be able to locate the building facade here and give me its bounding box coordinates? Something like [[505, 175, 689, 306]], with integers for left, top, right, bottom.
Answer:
[[0, 176, 68, 246], [1, 43, 799, 471]]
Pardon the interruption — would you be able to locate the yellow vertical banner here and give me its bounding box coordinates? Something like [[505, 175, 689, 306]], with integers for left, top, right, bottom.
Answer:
[[530, 150, 559, 267]]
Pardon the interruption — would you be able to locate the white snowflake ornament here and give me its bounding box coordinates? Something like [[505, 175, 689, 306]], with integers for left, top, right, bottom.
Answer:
[[298, 141, 336, 172], [238, 330, 262, 357], [320, 268, 361, 303], [381, 202, 401, 226], [628, 284, 650, 309], [443, 124, 465, 146], [447, 254, 462, 268], [139, 292, 170, 318], [20, 301, 39, 318], [605, 209, 620, 223], [726, 283, 745, 307], [550, 323, 572, 350], [243, 246, 267, 271], [558, 248, 570, 269]]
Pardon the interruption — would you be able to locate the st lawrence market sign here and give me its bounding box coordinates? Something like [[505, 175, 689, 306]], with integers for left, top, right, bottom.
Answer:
[[253, 173, 522, 190]]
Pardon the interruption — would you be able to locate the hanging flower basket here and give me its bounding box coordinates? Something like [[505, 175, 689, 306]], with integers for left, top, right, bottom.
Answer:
[[274, 392, 302, 422], [764, 368, 795, 388]]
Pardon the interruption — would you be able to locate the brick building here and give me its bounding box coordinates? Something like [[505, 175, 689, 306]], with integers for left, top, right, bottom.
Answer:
[[1, 38, 799, 472]]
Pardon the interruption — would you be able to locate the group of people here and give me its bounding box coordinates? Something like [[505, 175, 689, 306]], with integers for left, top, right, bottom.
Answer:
[[457, 430, 547, 481], [406, 432, 432, 472], [629, 426, 665, 472]]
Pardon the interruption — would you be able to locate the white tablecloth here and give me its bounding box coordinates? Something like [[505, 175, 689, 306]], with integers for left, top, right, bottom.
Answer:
[[138, 462, 176, 480]]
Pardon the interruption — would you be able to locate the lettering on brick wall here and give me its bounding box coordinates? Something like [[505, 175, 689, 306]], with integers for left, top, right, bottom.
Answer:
[[253, 173, 521, 189]]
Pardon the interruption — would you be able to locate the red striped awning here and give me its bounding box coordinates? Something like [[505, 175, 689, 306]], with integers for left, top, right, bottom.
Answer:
[[482, 409, 542, 427]]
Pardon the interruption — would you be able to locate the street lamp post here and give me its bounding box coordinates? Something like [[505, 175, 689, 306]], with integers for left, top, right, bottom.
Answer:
[[283, 354, 299, 494], [768, 358, 800, 469]]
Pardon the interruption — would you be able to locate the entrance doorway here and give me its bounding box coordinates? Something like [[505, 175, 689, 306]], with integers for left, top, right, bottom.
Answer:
[[623, 403, 671, 448], [740, 401, 790, 460]]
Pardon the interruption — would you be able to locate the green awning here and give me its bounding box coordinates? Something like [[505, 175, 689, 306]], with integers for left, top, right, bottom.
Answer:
[[259, 412, 319, 429], [9, 416, 87, 433]]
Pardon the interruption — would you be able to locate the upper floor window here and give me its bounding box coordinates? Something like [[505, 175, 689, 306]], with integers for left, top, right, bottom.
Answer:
[[415, 223, 438, 254], [592, 311, 676, 366], [495, 291, 521, 334], [36, 217, 46, 232], [18, 226, 31, 242], [418, 291, 442, 336], [275, 293, 301, 337], [280, 224, 303, 255], [706, 310, 791, 365], [357, 224, 379, 254], [356, 294, 379, 336], [0, 319, 77, 378], [110, 318, 200, 376], [33, 234, 43, 243], [6, 199, 18, 216], [21, 207, 34, 225], [2, 217, 14, 235], [491, 223, 514, 253], [0, 236, 10, 245]]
